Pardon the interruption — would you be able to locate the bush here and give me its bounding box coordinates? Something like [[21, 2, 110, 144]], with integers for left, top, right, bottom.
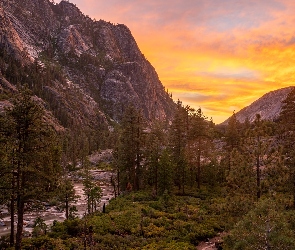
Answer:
[[90, 214, 114, 235], [144, 223, 165, 237], [22, 236, 71, 250], [50, 219, 82, 239], [0, 236, 10, 249]]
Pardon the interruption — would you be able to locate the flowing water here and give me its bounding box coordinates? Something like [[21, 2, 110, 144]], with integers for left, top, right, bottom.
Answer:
[[0, 170, 115, 237]]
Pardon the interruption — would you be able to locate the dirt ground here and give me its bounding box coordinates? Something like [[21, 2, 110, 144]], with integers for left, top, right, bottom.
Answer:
[[196, 232, 226, 250]]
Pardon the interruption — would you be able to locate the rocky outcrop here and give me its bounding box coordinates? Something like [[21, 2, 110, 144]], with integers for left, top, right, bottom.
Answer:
[[221, 86, 295, 125], [0, 0, 175, 128]]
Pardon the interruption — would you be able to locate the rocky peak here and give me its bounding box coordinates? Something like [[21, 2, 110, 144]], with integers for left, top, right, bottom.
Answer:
[[221, 86, 295, 125], [0, 0, 176, 129]]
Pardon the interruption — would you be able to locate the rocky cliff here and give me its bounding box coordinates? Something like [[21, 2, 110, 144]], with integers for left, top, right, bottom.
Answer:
[[221, 86, 295, 125], [0, 0, 175, 129]]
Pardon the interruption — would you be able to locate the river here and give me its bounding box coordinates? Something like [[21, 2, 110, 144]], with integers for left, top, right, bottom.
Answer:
[[0, 170, 115, 237]]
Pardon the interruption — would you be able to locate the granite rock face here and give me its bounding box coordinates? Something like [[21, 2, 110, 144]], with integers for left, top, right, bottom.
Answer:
[[221, 86, 295, 125], [0, 0, 175, 128]]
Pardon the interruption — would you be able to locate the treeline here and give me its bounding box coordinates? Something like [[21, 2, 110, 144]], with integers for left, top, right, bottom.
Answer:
[[2, 85, 295, 249], [0, 87, 107, 249], [110, 90, 295, 248], [114, 89, 295, 200], [113, 102, 214, 195]]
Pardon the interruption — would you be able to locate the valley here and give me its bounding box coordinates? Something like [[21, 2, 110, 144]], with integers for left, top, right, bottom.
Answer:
[[1, 0, 295, 249]]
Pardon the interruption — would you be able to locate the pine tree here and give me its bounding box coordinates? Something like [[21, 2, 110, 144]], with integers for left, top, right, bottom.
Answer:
[[81, 159, 102, 214], [145, 121, 167, 195], [115, 106, 146, 192], [225, 198, 295, 249], [186, 107, 213, 189], [158, 149, 174, 195], [242, 114, 278, 200], [223, 112, 241, 171], [0, 87, 62, 249], [278, 88, 295, 208], [169, 100, 188, 193], [56, 178, 79, 219], [0, 112, 16, 246], [226, 148, 256, 217]]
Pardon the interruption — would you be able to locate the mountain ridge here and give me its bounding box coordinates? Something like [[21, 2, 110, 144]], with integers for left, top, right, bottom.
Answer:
[[0, 0, 176, 129], [221, 86, 295, 125]]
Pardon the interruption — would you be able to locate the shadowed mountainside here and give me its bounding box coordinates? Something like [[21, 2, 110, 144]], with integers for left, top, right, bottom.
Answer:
[[0, 0, 175, 129]]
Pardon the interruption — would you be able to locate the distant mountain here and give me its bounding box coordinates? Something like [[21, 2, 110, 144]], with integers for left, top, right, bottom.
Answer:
[[221, 86, 295, 125], [0, 0, 175, 129]]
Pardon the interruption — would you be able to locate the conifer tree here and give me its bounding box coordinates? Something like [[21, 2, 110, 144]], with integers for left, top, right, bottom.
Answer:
[[225, 198, 295, 249], [0, 112, 16, 246], [115, 106, 146, 191], [145, 121, 167, 195], [158, 149, 174, 195], [226, 148, 256, 216], [242, 114, 277, 200], [0, 87, 62, 249], [223, 112, 241, 171], [186, 107, 213, 189], [56, 178, 79, 219], [81, 159, 102, 214], [278, 87, 295, 208], [169, 100, 188, 193]]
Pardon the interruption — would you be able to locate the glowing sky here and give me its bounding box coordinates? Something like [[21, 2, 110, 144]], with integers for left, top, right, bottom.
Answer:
[[62, 0, 295, 123]]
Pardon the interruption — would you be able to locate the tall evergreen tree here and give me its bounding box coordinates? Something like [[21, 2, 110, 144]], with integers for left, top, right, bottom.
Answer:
[[223, 112, 241, 171], [115, 106, 146, 192], [56, 178, 79, 219], [226, 148, 256, 217], [158, 149, 174, 195], [169, 101, 188, 193], [0, 87, 62, 249], [0, 112, 16, 246], [278, 88, 295, 208], [225, 198, 295, 249], [242, 114, 277, 200], [145, 121, 167, 195], [81, 159, 103, 214], [186, 107, 213, 189]]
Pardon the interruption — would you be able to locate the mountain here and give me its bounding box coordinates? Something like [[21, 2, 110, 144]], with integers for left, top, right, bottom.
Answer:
[[0, 0, 175, 129], [221, 86, 295, 125]]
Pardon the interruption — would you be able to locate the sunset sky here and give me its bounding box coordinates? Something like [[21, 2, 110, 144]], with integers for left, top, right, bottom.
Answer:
[[62, 0, 295, 123]]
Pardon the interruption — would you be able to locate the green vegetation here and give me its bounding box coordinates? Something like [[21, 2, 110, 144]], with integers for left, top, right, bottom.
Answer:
[[2, 89, 295, 249], [2, 32, 295, 249], [0, 86, 63, 249], [14, 189, 225, 249]]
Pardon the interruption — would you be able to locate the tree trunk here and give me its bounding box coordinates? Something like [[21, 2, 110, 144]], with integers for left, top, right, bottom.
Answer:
[[256, 156, 261, 200], [10, 174, 15, 247], [117, 170, 120, 196], [15, 195, 24, 250], [87, 194, 90, 214], [196, 148, 201, 189], [10, 197, 14, 247], [65, 194, 69, 219], [293, 173, 295, 209], [182, 163, 185, 195], [155, 163, 158, 196], [135, 153, 140, 191], [256, 131, 261, 200]]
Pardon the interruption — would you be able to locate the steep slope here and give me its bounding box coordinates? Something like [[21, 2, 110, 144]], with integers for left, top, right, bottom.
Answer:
[[221, 86, 295, 125], [0, 0, 175, 129]]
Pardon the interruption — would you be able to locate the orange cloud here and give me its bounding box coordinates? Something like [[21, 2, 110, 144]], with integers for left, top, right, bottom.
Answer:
[[66, 0, 295, 123]]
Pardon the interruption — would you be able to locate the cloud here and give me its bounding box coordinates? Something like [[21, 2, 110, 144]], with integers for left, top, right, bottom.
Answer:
[[62, 0, 295, 123]]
